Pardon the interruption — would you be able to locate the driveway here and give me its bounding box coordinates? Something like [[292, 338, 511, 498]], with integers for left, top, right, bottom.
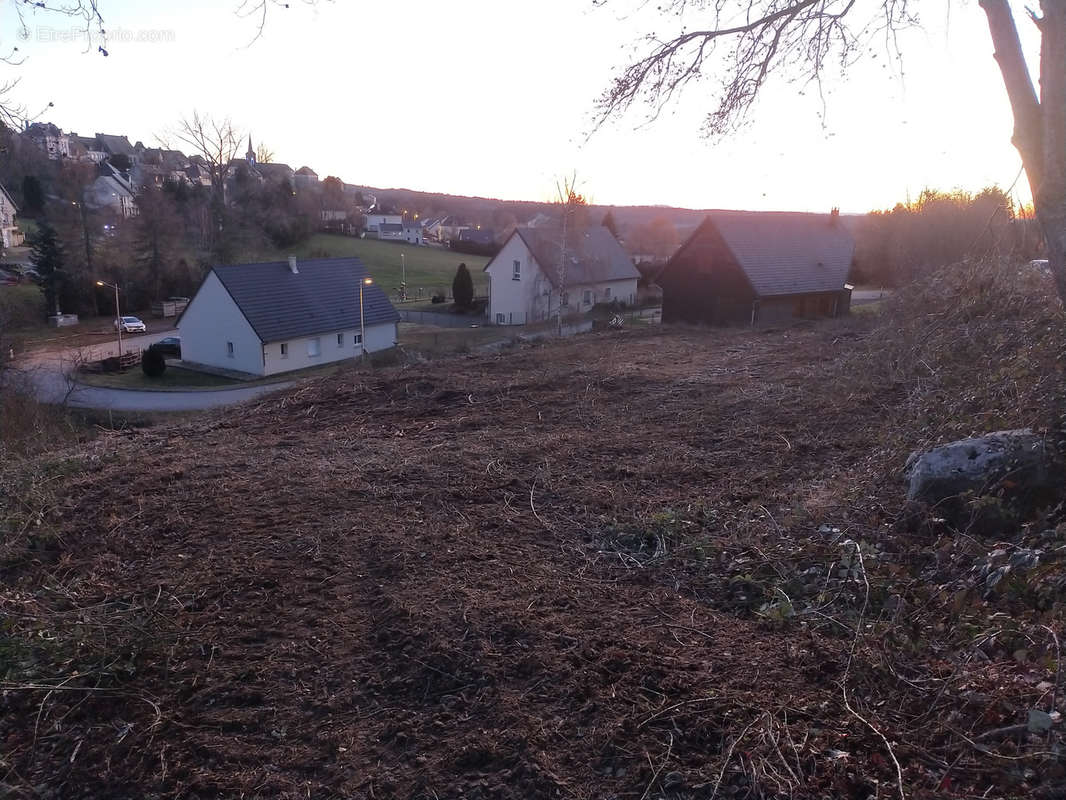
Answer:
[[15, 334, 292, 412]]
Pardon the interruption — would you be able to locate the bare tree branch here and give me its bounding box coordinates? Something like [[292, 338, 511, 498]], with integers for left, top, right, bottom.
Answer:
[[593, 0, 915, 136]]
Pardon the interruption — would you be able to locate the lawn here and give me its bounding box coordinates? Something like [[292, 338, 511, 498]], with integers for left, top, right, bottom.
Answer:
[[253, 234, 490, 300], [79, 365, 241, 390], [78, 360, 351, 391]]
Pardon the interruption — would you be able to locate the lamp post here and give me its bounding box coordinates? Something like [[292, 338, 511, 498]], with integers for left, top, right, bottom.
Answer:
[[96, 280, 122, 357], [359, 277, 372, 360], [400, 253, 406, 301]]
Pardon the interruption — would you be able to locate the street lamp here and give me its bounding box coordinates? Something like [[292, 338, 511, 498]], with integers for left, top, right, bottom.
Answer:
[[96, 280, 122, 357], [358, 277, 372, 360], [400, 253, 406, 300]]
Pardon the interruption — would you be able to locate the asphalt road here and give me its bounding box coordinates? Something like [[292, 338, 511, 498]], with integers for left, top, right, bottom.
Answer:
[[15, 332, 292, 412]]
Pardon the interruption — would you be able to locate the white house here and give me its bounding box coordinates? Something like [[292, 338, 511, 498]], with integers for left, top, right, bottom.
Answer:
[[0, 182, 20, 248], [178, 256, 399, 377], [403, 221, 423, 245], [84, 175, 138, 218], [365, 213, 402, 230], [484, 227, 640, 326]]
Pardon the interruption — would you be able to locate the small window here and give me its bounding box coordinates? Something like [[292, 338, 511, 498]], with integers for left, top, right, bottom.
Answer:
[[512, 259, 521, 280], [561, 291, 569, 307], [280, 342, 288, 358], [354, 332, 363, 346], [604, 287, 611, 299], [496, 313, 505, 324], [583, 290, 592, 305], [308, 337, 321, 357], [226, 341, 234, 358], [337, 333, 344, 347]]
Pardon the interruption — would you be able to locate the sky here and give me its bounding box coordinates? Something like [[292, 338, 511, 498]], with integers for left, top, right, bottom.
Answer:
[[8, 0, 1043, 213]]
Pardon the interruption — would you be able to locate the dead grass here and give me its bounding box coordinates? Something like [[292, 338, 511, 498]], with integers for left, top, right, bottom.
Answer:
[[0, 258, 1064, 799]]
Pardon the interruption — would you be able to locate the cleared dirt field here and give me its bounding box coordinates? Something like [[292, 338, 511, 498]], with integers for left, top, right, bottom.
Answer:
[[2, 262, 1065, 799]]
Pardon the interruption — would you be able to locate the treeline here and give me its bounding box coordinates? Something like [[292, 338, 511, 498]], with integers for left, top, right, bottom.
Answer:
[[852, 187, 1040, 286]]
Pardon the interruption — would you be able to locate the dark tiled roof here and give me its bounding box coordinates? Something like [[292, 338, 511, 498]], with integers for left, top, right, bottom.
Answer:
[[295, 166, 317, 176], [503, 226, 640, 287], [458, 228, 494, 245], [95, 133, 135, 156], [212, 257, 399, 343], [702, 211, 854, 297]]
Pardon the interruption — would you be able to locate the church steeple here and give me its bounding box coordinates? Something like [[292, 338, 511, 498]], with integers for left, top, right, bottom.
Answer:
[[246, 135, 255, 166]]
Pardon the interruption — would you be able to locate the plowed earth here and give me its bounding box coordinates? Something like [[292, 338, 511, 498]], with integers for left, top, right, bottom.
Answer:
[[3, 270, 1065, 799]]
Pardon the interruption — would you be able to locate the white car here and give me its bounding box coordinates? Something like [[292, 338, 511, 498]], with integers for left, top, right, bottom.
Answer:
[[114, 315, 147, 334]]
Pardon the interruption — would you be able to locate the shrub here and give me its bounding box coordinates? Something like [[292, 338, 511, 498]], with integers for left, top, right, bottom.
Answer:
[[452, 263, 474, 308], [141, 348, 166, 378]]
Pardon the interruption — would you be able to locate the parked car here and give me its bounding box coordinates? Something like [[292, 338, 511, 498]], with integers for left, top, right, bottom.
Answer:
[[114, 315, 148, 334], [149, 336, 181, 358]]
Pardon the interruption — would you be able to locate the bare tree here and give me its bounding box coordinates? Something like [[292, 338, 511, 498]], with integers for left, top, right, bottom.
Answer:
[[255, 143, 275, 164], [553, 173, 588, 335], [171, 111, 242, 199], [594, 1, 1066, 306]]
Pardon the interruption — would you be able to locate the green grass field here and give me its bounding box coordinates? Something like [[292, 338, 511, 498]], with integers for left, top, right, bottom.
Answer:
[[255, 234, 490, 300]]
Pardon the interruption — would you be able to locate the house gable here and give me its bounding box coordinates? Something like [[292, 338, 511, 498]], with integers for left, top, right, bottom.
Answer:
[[178, 271, 265, 375], [659, 219, 758, 325]]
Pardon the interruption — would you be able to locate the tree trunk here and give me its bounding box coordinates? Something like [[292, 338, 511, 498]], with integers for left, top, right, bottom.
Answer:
[[982, 0, 1066, 303]]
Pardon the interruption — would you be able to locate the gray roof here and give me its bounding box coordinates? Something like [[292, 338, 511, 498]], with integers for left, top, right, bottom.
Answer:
[[95, 133, 135, 156], [500, 226, 640, 287], [696, 211, 854, 297], [210, 257, 399, 343], [295, 166, 318, 176]]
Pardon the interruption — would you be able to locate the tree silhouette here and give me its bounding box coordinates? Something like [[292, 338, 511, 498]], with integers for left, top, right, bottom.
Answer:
[[452, 262, 474, 308]]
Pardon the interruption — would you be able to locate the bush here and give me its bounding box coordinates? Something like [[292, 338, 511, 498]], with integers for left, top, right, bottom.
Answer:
[[452, 263, 474, 308], [141, 348, 166, 378]]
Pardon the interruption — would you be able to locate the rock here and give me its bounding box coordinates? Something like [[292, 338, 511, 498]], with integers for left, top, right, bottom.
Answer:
[[906, 429, 1060, 507]]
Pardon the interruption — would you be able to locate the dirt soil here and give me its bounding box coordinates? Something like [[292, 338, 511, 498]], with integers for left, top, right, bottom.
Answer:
[[2, 262, 1065, 799]]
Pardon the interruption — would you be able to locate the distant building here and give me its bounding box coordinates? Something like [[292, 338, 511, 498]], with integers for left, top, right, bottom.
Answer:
[[403, 221, 423, 245], [178, 257, 399, 376], [0, 182, 22, 248], [84, 173, 138, 218], [25, 122, 71, 160], [94, 133, 136, 158], [294, 166, 319, 189], [69, 134, 108, 163], [656, 210, 855, 326], [484, 226, 640, 326]]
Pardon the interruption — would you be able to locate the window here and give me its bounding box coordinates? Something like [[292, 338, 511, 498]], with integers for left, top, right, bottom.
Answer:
[[561, 291, 569, 307], [280, 342, 288, 358], [226, 341, 234, 358], [583, 290, 592, 305], [512, 259, 521, 280], [496, 313, 505, 324], [354, 332, 363, 346], [337, 333, 344, 347], [605, 287, 612, 299], [308, 337, 321, 358]]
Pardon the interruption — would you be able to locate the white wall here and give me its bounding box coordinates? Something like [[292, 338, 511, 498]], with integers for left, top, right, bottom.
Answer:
[[178, 271, 265, 375], [486, 234, 640, 326], [262, 321, 397, 376], [486, 234, 551, 326], [366, 214, 402, 228]]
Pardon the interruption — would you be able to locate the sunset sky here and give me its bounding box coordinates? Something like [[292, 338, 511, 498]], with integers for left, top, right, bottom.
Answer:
[[11, 0, 1042, 213]]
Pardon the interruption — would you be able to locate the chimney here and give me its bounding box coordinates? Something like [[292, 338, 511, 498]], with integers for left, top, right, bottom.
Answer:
[[288, 255, 299, 274], [830, 207, 840, 226]]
